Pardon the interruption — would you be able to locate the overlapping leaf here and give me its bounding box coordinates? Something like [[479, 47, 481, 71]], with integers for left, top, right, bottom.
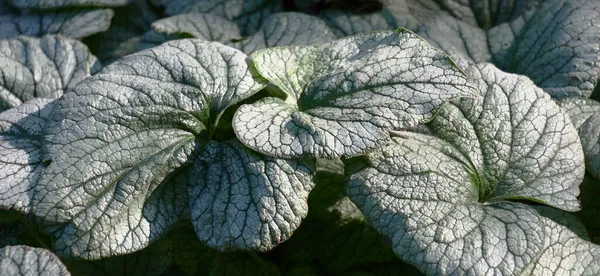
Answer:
[[137, 12, 336, 55], [0, 35, 100, 112], [346, 63, 592, 275], [0, 245, 70, 276], [233, 29, 477, 159], [0, 99, 55, 213], [418, 0, 600, 98], [137, 12, 241, 51], [560, 97, 600, 179], [189, 140, 314, 251], [153, 0, 281, 35], [434, 0, 543, 29], [31, 40, 265, 259], [0, 9, 114, 39], [233, 12, 337, 54]]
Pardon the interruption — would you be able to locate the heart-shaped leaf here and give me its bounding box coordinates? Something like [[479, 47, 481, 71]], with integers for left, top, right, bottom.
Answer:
[[346, 63, 592, 275], [234, 29, 477, 159], [32, 40, 265, 259]]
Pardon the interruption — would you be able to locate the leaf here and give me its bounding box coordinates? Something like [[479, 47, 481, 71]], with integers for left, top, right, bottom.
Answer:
[[138, 12, 337, 55], [417, 14, 491, 63], [0, 35, 100, 112], [0, 99, 55, 213], [31, 40, 265, 259], [10, 0, 131, 9], [346, 63, 592, 275], [233, 29, 477, 159], [83, 0, 162, 64], [234, 12, 337, 54], [188, 140, 315, 251], [431, 63, 584, 210], [65, 238, 172, 276], [494, 0, 600, 99], [434, 0, 543, 29], [137, 12, 241, 51], [319, 9, 394, 37], [154, 0, 282, 35], [559, 97, 600, 179], [0, 245, 70, 276], [0, 9, 114, 39], [419, 0, 600, 99], [382, 0, 444, 30]]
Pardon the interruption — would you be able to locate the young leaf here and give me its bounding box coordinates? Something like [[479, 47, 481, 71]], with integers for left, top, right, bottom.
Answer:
[[346, 63, 591, 275], [0, 245, 70, 276], [0, 9, 114, 39], [0, 99, 55, 213], [234, 29, 477, 159], [189, 140, 314, 251], [0, 35, 100, 112], [10, 0, 131, 9], [31, 40, 265, 259], [559, 97, 600, 179]]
